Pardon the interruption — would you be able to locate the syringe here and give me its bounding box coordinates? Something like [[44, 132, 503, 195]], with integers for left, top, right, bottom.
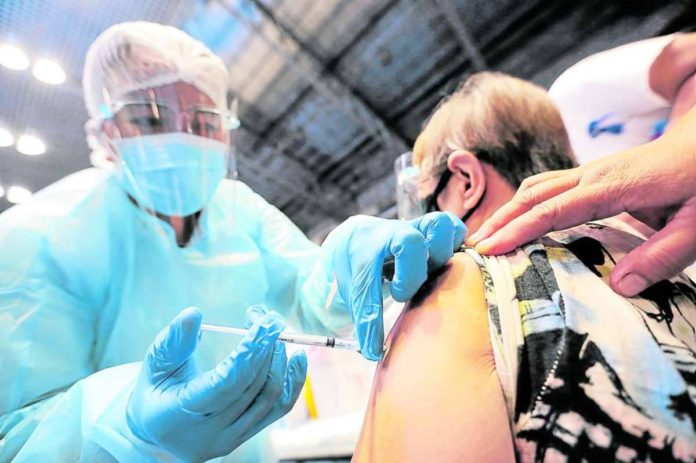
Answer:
[[200, 324, 360, 351]]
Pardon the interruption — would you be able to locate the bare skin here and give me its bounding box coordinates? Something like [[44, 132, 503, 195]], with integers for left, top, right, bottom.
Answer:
[[353, 142, 519, 461], [648, 33, 696, 128], [669, 73, 696, 128], [649, 34, 696, 106], [352, 253, 514, 462]]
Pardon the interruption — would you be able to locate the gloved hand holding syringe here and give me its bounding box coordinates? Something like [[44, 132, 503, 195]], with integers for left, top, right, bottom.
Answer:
[[205, 209, 465, 358]]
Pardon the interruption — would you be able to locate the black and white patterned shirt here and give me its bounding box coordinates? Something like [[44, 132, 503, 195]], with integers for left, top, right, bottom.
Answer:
[[465, 221, 696, 462]]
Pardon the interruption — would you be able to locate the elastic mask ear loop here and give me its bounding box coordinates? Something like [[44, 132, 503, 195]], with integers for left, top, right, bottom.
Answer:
[[423, 169, 453, 213], [459, 183, 485, 224]]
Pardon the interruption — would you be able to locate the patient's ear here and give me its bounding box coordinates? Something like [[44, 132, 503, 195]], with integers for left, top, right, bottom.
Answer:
[[446, 150, 486, 213]]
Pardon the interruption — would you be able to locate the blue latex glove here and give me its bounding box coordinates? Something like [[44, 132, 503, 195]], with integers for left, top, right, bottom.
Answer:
[[323, 212, 466, 360], [126, 306, 307, 462]]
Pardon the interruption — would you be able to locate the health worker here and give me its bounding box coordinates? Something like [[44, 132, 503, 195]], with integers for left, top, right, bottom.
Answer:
[[0, 22, 465, 462]]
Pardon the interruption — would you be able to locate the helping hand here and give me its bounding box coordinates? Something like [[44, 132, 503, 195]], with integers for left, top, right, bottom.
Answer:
[[127, 306, 307, 462], [469, 109, 696, 297], [324, 212, 466, 360]]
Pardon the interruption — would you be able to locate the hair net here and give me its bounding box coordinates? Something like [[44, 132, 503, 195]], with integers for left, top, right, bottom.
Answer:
[[82, 21, 229, 165]]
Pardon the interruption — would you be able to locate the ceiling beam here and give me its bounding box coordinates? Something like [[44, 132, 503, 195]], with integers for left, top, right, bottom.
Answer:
[[235, 127, 358, 218], [433, 0, 487, 71], [234, 144, 354, 219], [218, 0, 409, 156], [235, 105, 358, 205]]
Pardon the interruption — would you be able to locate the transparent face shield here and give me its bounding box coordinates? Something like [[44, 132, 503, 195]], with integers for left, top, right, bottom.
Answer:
[[396, 149, 490, 224], [395, 152, 423, 220], [99, 86, 239, 220], [394, 151, 444, 220]]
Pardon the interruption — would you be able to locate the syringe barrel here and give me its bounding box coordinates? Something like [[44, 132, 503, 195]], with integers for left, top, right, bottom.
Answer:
[[332, 338, 360, 351], [278, 332, 331, 348]]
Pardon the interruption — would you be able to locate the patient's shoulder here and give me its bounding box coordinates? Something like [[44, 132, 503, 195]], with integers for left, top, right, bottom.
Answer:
[[412, 250, 483, 300], [390, 251, 491, 358], [353, 251, 513, 462]]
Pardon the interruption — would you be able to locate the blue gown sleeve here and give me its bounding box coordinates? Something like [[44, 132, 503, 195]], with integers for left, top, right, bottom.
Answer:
[[0, 176, 346, 461], [233, 182, 352, 336], [0, 194, 182, 462]]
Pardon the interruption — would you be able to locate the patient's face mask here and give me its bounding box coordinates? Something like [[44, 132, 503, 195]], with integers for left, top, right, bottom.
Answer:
[[103, 83, 238, 216], [421, 167, 485, 224], [394, 151, 484, 222]]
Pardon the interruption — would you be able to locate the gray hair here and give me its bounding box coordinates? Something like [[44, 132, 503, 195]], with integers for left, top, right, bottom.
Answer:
[[414, 72, 576, 187]]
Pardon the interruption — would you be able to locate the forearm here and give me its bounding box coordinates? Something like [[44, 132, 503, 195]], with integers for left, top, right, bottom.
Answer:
[[658, 105, 696, 193], [2, 363, 180, 463], [667, 73, 696, 128], [649, 33, 696, 101]]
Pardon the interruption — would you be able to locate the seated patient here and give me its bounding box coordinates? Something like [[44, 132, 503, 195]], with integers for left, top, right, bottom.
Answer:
[[354, 72, 696, 462]]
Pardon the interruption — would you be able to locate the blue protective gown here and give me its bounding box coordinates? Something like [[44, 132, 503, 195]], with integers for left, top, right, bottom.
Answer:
[[0, 168, 351, 462]]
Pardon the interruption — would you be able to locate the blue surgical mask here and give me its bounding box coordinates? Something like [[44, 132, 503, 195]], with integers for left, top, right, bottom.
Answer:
[[113, 133, 230, 216]]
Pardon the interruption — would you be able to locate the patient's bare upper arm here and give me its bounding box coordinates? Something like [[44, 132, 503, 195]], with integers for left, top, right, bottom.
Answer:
[[353, 253, 514, 462]]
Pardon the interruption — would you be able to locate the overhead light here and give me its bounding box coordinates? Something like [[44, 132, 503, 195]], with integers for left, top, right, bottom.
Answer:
[[228, 116, 241, 130], [7, 186, 32, 204], [17, 134, 46, 155], [0, 44, 29, 71], [0, 185, 4, 199], [0, 127, 14, 147], [228, 97, 241, 130], [32, 58, 66, 85]]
